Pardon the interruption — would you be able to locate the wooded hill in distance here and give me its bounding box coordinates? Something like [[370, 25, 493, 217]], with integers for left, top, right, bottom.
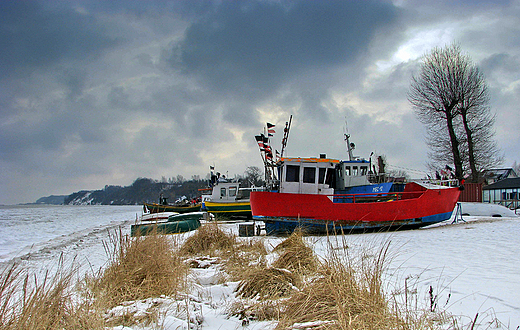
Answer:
[[36, 178, 209, 206], [34, 166, 264, 205]]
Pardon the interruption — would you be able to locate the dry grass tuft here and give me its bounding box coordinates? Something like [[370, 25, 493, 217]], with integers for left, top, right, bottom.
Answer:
[[236, 237, 268, 255], [224, 238, 268, 281], [275, 242, 403, 330], [272, 229, 318, 275], [228, 299, 283, 322], [0, 261, 104, 330], [235, 267, 299, 300], [178, 221, 236, 257], [89, 229, 187, 309], [272, 228, 307, 252]]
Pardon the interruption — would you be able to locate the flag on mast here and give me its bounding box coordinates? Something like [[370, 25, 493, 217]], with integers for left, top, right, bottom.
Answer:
[[263, 135, 273, 159], [267, 122, 275, 136], [255, 135, 265, 151]]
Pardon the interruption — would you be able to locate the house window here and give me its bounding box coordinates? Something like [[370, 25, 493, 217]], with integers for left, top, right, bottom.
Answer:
[[303, 167, 316, 183], [507, 191, 517, 200], [286, 165, 300, 182], [220, 188, 226, 197], [229, 186, 237, 197], [352, 166, 358, 176]]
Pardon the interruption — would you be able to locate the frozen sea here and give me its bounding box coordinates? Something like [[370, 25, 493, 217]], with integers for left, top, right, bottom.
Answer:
[[0, 203, 519, 329]]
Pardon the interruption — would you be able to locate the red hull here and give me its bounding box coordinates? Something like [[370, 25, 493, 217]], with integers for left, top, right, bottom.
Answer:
[[250, 182, 460, 224]]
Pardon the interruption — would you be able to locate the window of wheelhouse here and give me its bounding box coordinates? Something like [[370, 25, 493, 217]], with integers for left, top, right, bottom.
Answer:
[[220, 187, 226, 197], [352, 166, 358, 176], [229, 186, 237, 197], [345, 166, 351, 176], [303, 167, 316, 183], [286, 165, 300, 182], [237, 188, 250, 200], [318, 168, 326, 184], [360, 166, 368, 175]]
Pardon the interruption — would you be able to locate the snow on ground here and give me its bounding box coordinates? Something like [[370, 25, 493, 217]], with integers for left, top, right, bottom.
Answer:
[[1, 203, 519, 329], [458, 202, 518, 217]]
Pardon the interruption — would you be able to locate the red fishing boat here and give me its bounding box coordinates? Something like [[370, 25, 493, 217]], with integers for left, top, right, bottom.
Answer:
[[250, 118, 462, 235], [250, 156, 462, 234]]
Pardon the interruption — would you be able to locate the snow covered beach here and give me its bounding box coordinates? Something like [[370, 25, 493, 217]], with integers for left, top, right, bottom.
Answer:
[[0, 203, 518, 329]]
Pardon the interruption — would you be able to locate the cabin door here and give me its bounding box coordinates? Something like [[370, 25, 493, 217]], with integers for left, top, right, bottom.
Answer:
[[301, 166, 318, 194]]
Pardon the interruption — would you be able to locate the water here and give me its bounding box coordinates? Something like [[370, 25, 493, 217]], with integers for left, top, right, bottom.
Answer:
[[0, 204, 142, 264]]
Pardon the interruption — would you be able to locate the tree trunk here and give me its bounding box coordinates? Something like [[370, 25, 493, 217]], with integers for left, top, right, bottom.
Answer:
[[461, 114, 478, 182], [445, 111, 464, 180]]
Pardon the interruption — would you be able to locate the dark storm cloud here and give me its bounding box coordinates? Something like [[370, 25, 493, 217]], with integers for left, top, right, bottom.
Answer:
[[0, 1, 116, 79], [172, 0, 399, 105], [0, 94, 107, 162], [1, 0, 518, 205]]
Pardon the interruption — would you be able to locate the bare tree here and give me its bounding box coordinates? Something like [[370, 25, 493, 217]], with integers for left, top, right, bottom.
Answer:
[[408, 44, 501, 182], [512, 161, 520, 175], [243, 166, 264, 187]]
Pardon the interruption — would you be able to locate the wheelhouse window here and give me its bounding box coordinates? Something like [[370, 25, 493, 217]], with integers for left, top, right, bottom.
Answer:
[[237, 189, 251, 200], [345, 166, 351, 176], [229, 186, 237, 197], [286, 165, 300, 182], [220, 188, 226, 197], [318, 168, 326, 184], [360, 166, 368, 175], [352, 166, 358, 176], [303, 167, 316, 183]]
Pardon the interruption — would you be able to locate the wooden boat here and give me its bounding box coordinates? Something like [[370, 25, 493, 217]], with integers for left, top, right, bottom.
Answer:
[[143, 194, 201, 214], [143, 202, 201, 214], [130, 212, 203, 236], [250, 155, 462, 235]]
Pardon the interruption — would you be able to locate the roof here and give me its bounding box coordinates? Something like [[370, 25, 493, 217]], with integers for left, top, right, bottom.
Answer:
[[483, 177, 520, 190], [482, 168, 518, 180]]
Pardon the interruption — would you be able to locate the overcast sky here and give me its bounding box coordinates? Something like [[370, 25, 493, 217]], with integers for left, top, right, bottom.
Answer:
[[1, 0, 519, 205]]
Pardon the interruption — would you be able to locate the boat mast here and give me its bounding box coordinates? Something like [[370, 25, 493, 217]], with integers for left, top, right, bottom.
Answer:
[[280, 115, 292, 159], [344, 120, 355, 161]]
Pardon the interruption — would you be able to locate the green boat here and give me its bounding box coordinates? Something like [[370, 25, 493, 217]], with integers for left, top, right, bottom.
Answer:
[[131, 212, 202, 237]]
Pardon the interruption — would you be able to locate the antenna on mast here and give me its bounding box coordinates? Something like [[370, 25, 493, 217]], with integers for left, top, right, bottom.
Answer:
[[344, 119, 355, 161]]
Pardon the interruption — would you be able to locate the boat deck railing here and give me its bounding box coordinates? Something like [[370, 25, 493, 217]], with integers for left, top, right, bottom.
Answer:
[[410, 179, 459, 187], [331, 190, 424, 203]]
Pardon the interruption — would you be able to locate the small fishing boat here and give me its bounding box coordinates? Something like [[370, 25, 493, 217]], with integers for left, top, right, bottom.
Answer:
[[143, 202, 201, 214], [131, 212, 203, 236], [250, 118, 462, 235], [143, 195, 201, 214], [200, 171, 258, 219]]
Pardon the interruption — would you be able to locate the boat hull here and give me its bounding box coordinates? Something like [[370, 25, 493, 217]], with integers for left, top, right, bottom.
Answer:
[[202, 201, 251, 218], [131, 212, 202, 236], [144, 202, 201, 214], [250, 182, 461, 235]]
